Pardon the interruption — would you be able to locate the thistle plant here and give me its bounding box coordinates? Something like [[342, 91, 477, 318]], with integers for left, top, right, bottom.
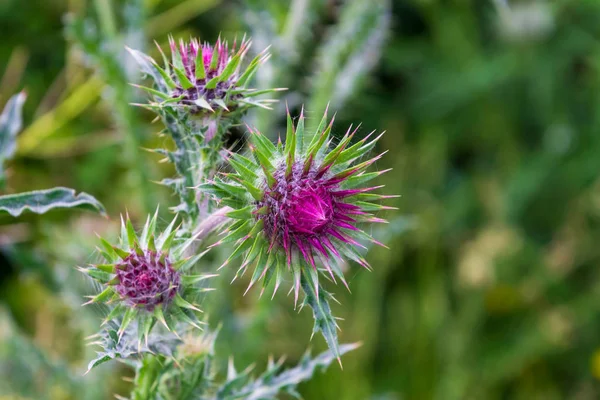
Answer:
[[74, 28, 391, 399], [0, 0, 394, 397]]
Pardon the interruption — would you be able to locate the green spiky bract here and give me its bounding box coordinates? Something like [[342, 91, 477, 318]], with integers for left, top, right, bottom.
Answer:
[[201, 108, 394, 360], [126, 37, 282, 228], [79, 210, 215, 352]]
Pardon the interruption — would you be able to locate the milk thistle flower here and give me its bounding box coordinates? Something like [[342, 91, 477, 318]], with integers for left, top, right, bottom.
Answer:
[[79, 210, 214, 344], [128, 36, 279, 117], [203, 108, 394, 303]]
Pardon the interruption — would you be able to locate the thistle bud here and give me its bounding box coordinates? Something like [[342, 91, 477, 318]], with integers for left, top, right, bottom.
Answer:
[[128, 35, 280, 117], [79, 210, 215, 344]]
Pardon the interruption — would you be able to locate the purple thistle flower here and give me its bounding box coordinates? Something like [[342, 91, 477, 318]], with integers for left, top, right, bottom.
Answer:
[[203, 108, 396, 300], [258, 160, 371, 271]]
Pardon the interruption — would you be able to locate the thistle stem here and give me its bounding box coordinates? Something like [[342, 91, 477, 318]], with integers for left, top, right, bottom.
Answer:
[[93, 0, 118, 40], [195, 116, 230, 218]]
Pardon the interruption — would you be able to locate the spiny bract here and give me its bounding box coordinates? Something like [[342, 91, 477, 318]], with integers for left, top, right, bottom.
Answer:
[[203, 108, 395, 304], [79, 210, 215, 345], [128, 35, 280, 116]]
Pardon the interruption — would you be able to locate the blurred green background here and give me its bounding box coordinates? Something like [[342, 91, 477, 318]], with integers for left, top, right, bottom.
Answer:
[[3, 0, 600, 399]]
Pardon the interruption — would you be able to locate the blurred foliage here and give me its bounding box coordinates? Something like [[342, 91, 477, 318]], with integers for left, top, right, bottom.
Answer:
[[3, 0, 600, 399]]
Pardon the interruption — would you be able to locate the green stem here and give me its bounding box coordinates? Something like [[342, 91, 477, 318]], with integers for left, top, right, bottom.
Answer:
[[131, 354, 162, 400], [113, 88, 156, 215], [163, 112, 202, 230], [93, 0, 118, 40]]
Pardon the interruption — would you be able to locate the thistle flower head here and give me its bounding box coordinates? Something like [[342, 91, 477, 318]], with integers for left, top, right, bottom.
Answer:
[[79, 210, 214, 343], [128, 35, 279, 117], [203, 108, 394, 303], [168, 36, 242, 114]]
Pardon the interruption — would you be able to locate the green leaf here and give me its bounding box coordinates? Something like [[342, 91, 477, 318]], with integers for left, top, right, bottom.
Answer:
[[194, 97, 214, 111], [86, 320, 181, 373], [0, 91, 26, 188], [250, 129, 277, 159], [140, 207, 159, 249], [296, 108, 305, 153], [232, 176, 263, 201], [0, 187, 105, 217]]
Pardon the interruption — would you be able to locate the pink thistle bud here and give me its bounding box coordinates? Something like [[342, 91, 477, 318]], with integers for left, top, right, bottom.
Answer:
[[128, 35, 283, 118], [79, 211, 214, 343]]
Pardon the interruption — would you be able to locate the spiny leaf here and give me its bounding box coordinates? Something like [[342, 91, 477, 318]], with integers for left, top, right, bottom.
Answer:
[[213, 180, 248, 199], [231, 176, 263, 201], [296, 107, 305, 153], [118, 307, 137, 339], [129, 84, 169, 100], [226, 205, 254, 219], [125, 218, 137, 249], [0, 187, 105, 217], [85, 287, 114, 304], [237, 58, 261, 87], [249, 128, 277, 158], [215, 343, 359, 399], [157, 216, 178, 251], [210, 43, 220, 71]]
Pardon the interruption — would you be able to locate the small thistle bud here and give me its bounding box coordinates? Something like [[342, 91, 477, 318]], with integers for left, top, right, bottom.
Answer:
[[203, 108, 395, 301], [79, 210, 215, 344], [128, 35, 281, 117]]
